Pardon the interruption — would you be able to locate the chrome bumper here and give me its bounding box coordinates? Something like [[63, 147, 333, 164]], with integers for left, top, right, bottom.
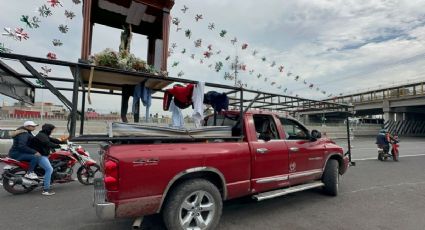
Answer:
[[93, 178, 115, 220]]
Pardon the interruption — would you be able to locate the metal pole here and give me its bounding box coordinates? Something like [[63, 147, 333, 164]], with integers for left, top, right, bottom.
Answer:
[[70, 66, 79, 138], [240, 87, 244, 138], [41, 89, 44, 121], [80, 89, 86, 135], [345, 108, 352, 163]]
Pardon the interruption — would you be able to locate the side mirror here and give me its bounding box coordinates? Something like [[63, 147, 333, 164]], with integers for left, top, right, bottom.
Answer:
[[310, 130, 321, 141]]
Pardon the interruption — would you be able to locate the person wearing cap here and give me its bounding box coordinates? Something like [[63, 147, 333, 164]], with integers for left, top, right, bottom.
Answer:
[[8, 121, 41, 180]]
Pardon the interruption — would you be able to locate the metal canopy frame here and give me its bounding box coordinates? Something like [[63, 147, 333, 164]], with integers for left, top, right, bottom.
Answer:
[[0, 52, 354, 163]]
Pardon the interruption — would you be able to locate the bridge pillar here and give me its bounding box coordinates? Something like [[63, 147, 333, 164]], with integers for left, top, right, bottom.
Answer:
[[382, 100, 394, 121], [383, 112, 395, 121]]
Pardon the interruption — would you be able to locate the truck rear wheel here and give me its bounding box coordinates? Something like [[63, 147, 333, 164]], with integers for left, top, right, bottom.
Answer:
[[322, 159, 339, 196], [163, 179, 222, 230]]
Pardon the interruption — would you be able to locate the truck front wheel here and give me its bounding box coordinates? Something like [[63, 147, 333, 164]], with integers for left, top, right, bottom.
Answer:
[[163, 179, 222, 230], [322, 159, 339, 196]]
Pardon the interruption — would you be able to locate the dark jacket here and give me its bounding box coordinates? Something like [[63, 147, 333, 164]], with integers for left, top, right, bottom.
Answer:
[[30, 124, 65, 156], [376, 133, 389, 146], [8, 126, 37, 156]]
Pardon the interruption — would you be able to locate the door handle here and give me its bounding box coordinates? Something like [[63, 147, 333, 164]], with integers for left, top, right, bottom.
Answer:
[[256, 148, 269, 154], [289, 147, 299, 152]]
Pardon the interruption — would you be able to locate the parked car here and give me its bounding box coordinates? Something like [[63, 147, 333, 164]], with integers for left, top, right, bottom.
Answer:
[[93, 110, 349, 229], [0, 128, 14, 157]]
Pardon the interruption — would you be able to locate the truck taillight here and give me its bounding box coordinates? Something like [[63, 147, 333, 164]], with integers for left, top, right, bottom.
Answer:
[[104, 158, 119, 191]]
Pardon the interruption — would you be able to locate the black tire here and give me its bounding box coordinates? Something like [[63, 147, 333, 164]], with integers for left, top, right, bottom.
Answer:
[[378, 151, 384, 161], [77, 164, 100, 185], [163, 179, 223, 230], [322, 160, 339, 196], [2, 168, 37, 195]]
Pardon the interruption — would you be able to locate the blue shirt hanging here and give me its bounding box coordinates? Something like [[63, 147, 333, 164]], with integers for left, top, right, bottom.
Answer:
[[133, 82, 152, 122]]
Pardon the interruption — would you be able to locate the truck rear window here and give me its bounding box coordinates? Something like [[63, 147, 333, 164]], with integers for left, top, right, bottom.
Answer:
[[205, 114, 242, 136]]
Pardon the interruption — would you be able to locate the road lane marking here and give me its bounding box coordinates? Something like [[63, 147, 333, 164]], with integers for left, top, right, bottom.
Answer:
[[353, 153, 425, 161], [343, 181, 425, 194]]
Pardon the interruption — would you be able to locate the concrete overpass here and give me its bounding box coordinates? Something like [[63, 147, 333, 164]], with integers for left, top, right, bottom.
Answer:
[[321, 81, 425, 136]]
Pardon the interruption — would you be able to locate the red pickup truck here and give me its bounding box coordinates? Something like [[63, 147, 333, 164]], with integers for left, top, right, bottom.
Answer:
[[94, 110, 349, 229]]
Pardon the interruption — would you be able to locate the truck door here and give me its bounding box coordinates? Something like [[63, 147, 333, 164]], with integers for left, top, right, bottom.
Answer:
[[279, 118, 324, 185], [250, 114, 290, 193]]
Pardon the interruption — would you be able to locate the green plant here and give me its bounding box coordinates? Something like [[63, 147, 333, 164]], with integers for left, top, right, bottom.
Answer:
[[90, 48, 162, 75]]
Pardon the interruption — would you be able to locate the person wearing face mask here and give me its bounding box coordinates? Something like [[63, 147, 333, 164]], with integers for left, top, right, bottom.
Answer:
[[30, 123, 67, 196], [8, 121, 41, 180]]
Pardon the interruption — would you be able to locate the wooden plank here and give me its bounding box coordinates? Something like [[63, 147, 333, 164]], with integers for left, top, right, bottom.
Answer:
[[74, 67, 172, 90]]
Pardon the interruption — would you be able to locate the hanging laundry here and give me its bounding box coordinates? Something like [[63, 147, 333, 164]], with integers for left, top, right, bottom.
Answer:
[[203, 91, 229, 112], [163, 84, 195, 111], [169, 99, 184, 128], [192, 82, 205, 128], [132, 82, 152, 122]]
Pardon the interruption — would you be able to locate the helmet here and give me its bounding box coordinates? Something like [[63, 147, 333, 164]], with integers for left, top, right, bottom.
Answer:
[[379, 129, 387, 133]]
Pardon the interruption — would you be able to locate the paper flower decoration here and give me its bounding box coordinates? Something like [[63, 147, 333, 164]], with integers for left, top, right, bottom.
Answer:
[[47, 0, 62, 7], [195, 14, 203, 21], [208, 23, 215, 30], [172, 17, 180, 26], [185, 29, 191, 39], [58, 24, 68, 33], [65, 10, 76, 20], [0, 43, 12, 53], [52, 39, 63, 46], [278, 66, 284, 72], [215, 61, 223, 72], [219, 30, 227, 37], [194, 39, 202, 48], [181, 5, 188, 13], [231, 37, 238, 45], [20, 15, 32, 28], [203, 51, 212, 58], [14, 28, 29, 41], [38, 5, 52, 17], [46, 52, 57, 60]]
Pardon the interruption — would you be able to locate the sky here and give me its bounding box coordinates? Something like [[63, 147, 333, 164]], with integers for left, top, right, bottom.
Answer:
[[1, 0, 425, 115]]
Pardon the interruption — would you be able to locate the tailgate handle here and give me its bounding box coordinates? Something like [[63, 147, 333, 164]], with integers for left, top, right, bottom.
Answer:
[[289, 147, 299, 152], [256, 148, 269, 154]]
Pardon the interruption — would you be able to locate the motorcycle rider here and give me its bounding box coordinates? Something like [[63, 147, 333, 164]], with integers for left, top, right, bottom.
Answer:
[[30, 123, 67, 196], [8, 121, 41, 180], [375, 129, 394, 155]]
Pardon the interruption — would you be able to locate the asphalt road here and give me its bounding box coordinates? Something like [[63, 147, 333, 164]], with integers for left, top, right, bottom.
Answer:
[[0, 137, 425, 230]]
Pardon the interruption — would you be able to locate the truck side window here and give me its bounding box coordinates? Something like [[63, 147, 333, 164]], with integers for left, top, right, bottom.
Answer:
[[253, 115, 279, 140], [279, 118, 309, 140]]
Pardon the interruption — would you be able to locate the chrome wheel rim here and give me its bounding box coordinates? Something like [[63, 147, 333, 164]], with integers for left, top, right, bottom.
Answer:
[[179, 190, 215, 230]]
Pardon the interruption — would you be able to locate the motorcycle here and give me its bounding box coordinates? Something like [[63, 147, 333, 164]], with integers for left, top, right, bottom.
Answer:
[[0, 142, 100, 195], [377, 135, 399, 162]]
